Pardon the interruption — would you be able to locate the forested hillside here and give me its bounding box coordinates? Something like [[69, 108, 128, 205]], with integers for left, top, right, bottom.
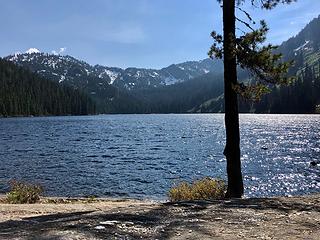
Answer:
[[131, 72, 223, 113], [194, 15, 320, 114], [241, 64, 320, 113], [0, 59, 96, 117]]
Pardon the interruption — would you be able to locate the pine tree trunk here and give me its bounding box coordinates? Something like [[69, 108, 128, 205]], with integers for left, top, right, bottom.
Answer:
[[223, 0, 244, 198]]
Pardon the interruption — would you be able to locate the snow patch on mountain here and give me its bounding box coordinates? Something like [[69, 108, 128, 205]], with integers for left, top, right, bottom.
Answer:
[[52, 47, 67, 55], [150, 72, 159, 78], [164, 76, 180, 85], [26, 48, 40, 54], [5, 50, 221, 91], [134, 71, 142, 78], [98, 69, 120, 84], [294, 40, 310, 52], [59, 75, 66, 83], [8, 52, 21, 61]]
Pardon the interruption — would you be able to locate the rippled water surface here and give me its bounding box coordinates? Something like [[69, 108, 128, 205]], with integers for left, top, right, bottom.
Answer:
[[0, 114, 319, 199]]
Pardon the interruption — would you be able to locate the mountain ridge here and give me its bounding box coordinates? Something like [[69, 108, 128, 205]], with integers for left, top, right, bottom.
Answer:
[[6, 51, 222, 90], [3, 15, 320, 114]]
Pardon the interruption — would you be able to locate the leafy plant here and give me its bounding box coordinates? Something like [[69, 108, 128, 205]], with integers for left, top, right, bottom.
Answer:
[[6, 180, 44, 204], [168, 177, 226, 202]]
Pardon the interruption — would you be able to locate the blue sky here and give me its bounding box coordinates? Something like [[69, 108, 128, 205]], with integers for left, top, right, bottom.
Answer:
[[0, 0, 319, 69]]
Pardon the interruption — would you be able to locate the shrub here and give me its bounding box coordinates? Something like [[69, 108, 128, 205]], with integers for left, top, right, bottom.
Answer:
[[168, 177, 226, 202], [6, 180, 44, 204], [85, 195, 98, 203]]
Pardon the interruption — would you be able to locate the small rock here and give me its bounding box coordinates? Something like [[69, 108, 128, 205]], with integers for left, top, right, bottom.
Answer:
[[100, 220, 119, 225], [310, 161, 318, 167], [94, 226, 106, 230]]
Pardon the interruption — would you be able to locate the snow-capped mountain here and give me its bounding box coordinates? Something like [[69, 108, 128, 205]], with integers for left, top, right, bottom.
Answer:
[[7, 52, 107, 88], [4, 50, 223, 113], [5, 51, 222, 91], [3, 15, 320, 115], [25, 48, 41, 54]]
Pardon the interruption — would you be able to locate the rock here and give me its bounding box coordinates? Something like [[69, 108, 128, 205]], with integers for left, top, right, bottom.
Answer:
[[100, 221, 119, 225], [94, 226, 106, 230], [310, 161, 318, 167]]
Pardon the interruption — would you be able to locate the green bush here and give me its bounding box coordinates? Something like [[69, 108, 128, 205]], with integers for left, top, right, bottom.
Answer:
[[168, 177, 226, 202], [6, 180, 44, 204]]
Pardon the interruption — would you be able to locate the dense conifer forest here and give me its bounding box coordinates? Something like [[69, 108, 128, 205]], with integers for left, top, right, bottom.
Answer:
[[241, 64, 320, 113], [0, 59, 96, 117]]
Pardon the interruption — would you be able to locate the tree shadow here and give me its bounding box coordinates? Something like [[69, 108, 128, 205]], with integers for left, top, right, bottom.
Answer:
[[0, 202, 214, 240], [219, 197, 320, 212], [0, 197, 319, 239]]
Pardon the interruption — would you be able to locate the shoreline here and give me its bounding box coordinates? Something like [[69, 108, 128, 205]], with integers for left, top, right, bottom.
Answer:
[[1, 112, 320, 119], [1, 194, 319, 239]]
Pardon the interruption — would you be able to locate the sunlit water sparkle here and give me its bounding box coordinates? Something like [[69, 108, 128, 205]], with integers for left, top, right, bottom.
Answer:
[[0, 114, 319, 199]]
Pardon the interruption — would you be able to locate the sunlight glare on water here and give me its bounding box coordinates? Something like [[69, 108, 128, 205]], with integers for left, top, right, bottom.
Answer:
[[0, 114, 319, 199]]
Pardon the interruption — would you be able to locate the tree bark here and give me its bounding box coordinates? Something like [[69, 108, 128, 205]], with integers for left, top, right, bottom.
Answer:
[[223, 0, 244, 198]]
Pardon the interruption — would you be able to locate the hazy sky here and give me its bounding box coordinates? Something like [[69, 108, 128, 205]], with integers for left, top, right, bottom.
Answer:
[[1, 0, 319, 69]]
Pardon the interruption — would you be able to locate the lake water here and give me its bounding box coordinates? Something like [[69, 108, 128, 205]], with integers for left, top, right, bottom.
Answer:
[[0, 114, 319, 199]]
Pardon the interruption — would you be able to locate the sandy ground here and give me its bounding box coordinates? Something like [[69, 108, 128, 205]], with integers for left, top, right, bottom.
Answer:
[[0, 194, 319, 239]]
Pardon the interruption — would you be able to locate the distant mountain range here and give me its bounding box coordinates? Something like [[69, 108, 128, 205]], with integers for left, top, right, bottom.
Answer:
[[6, 52, 222, 90], [3, 15, 320, 114], [5, 50, 224, 113]]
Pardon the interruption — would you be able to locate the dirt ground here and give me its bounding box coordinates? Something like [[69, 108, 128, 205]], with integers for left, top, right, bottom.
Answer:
[[0, 194, 319, 240]]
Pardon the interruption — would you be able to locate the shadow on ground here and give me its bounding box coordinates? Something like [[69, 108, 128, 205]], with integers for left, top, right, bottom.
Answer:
[[0, 196, 319, 239], [220, 197, 320, 212]]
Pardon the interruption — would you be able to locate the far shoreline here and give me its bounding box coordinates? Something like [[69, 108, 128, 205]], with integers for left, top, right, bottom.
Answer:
[[1, 112, 320, 119]]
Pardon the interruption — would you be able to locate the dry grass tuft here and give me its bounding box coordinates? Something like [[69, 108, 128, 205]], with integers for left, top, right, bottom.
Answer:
[[168, 177, 226, 202]]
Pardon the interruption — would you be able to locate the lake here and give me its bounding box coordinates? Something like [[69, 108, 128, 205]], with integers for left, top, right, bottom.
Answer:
[[0, 114, 319, 199]]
